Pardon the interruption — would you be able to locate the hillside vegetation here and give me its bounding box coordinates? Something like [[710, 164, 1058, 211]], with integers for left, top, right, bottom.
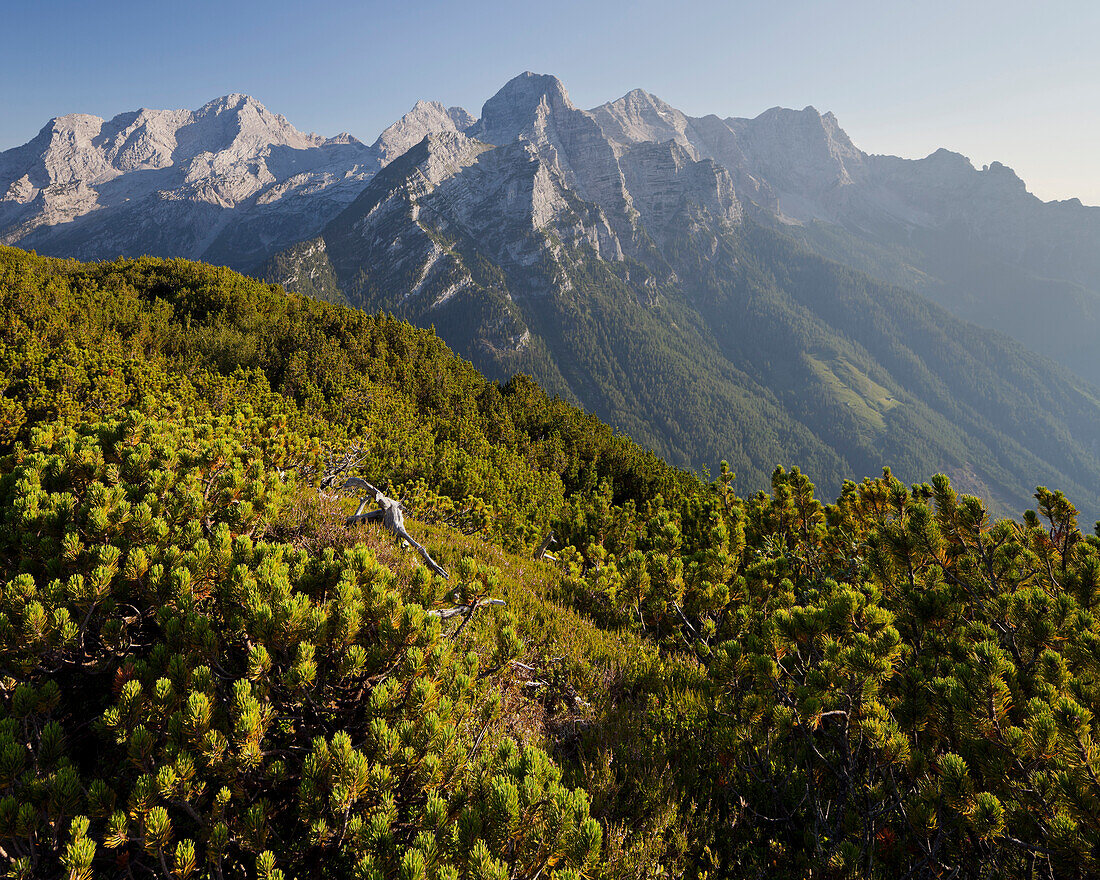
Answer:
[[271, 125, 1100, 525], [3, 247, 1100, 879]]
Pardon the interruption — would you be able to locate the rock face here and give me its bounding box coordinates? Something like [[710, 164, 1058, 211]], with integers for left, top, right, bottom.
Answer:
[[468, 73, 643, 251], [0, 93, 477, 271], [619, 140, 740, 243], [281, 74, 745, 374], [591, 89, 1100, 380], [317, 74, 743, 316], [592, 87, 1097, 246], [446, 107, 477, 132], [0, 94, 377, 269], [589, 89, 700, 153], [373, 100, 472, 164]]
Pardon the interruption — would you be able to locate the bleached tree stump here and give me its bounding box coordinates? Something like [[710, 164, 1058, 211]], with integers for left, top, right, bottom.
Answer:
[[534, 530, 559, 562], [342, 477, 449, 579]]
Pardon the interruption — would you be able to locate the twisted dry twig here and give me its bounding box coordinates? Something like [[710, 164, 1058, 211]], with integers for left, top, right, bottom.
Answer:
[[342, 477, 449, 579]]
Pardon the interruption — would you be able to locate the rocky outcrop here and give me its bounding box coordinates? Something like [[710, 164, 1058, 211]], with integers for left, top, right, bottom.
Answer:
[[618, 140, 741, 242], [324, 131, 492, 298], [470, 73, 641, 250], [446, 107, 476, 132], [589, 88, 704, 158]]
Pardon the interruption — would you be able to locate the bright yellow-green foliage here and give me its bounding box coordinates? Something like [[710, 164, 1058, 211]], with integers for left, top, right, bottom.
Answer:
[[0, 415, 600, 880], [3, 247, 1100, 879], [0, 247, 691, 553], [559, 466, 1100, 877]]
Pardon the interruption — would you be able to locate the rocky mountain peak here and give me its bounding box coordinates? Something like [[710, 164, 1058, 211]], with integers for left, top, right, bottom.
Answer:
[[467, 72, 640, 244], [373, 100, 471, 165], [331, 129, 488, 233], [743, 105, 860, 161], [471, 72, 575, 146], [196, 93, 263, 114], [984, 160, 1026, 186], [183, 94, 321, 154], [589, 88, 697, 156], [814, 109, 860, 160], [0, 92, 379, 268], [41, 113, 105, 140], [723, 104, 864, 202], [324, 132, 366, 146], [447, 107, 476, 132], [906, 157, 1029, 201], [610, 88, 682, 120], [924, 147, 971, 166], [400, 129, 489, 186]]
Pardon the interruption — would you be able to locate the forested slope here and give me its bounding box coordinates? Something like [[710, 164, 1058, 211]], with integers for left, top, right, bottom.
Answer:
[[3, 248, 1100, 879], [270, 112, 1100, 524]]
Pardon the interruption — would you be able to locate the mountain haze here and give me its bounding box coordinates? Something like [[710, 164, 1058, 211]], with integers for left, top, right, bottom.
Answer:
[[4, 73, 1099, 521], [590, 88, 1100, 381], [263, 74, 1100, 521]]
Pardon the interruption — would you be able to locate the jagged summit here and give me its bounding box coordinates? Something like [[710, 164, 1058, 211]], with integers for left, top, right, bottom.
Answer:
[[611, 88, 686, 119], [488, 70, 573, 106], [984, 159, 1026, 185], [38, 112, 108, 137], [735, 105, 861, 159], [470, 71, 575, 146], [196, 93, 261, 114], [324, 132, 367, 146], [925, 146, 971, 163], [590, 88, 699, 155], [0, 93, 377, 268], [5, 94, 324, 192], [721, 104, 864, 199], [621, 87, 668, 104], [372, 99, 474, 164], [447, 106, 476, 131]]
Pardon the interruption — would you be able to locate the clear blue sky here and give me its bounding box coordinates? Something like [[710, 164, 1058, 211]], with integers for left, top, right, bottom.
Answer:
[[5, 0, 1099, 203]]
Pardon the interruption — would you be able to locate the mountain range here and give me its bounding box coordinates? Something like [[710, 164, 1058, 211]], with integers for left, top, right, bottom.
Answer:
[[3, 73, 1099, 520]]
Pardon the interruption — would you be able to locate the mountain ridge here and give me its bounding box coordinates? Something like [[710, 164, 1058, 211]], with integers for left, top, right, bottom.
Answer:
[[5, 73, 1100, 521], [587, 86, 1100, 379], [256, 73, 1100, 521]]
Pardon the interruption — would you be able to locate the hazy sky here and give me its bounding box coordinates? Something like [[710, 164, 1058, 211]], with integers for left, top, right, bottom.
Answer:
[[5, 0, 1099, 204]]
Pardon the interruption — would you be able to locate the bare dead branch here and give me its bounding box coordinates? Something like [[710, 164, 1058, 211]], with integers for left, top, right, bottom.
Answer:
[[342, 478, 449, 579], [534, 530, 558, 561], [428, 598, 506, 619]]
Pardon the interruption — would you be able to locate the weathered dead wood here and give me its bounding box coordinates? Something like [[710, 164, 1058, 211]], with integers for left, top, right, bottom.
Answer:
[[342, 477, 449, 579], [340, 477, 512, 637], [534, 530, 559, 562], [428, 598, 506, 619]]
